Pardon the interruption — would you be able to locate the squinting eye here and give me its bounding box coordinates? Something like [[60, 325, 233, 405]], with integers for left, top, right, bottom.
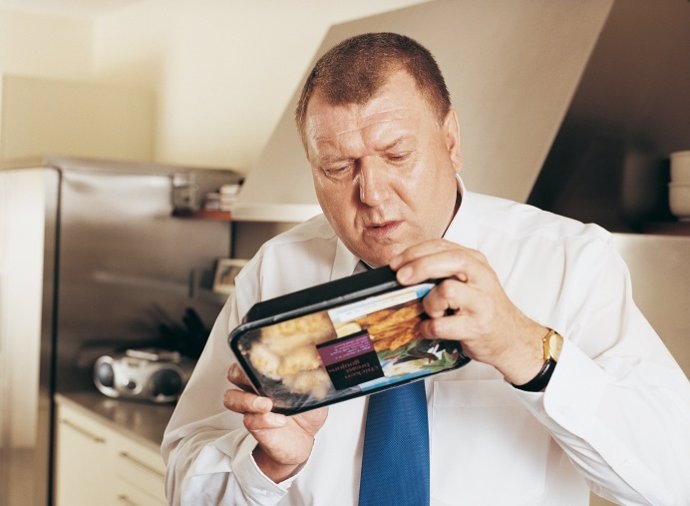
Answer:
[[388, 153, 410, 163], [323, 161, 354, 176], [323, 165, 351, 178]]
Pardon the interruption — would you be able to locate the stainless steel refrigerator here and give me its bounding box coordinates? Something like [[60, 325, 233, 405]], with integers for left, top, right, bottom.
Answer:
[[0, 156, 241, 506]]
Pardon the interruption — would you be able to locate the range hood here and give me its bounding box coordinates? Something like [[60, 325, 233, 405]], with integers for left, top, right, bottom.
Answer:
[[231, 0, 616, 222]]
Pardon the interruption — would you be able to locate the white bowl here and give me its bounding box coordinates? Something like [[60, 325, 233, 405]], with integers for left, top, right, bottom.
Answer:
[[669, 182, 690, 220], [670, 151, 690, 182]]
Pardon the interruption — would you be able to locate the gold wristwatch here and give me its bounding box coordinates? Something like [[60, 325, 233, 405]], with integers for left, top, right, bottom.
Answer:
[[513, 328, 563, 392]]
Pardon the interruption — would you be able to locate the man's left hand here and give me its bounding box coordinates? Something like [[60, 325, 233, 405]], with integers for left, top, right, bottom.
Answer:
[[390, 239, 546, 386]]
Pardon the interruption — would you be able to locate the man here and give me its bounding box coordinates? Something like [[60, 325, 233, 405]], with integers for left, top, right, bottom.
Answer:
[[162, 33, 690, 505]]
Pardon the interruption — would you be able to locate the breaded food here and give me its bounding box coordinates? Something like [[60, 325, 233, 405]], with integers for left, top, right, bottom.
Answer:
[[248, 312, 336, 399], [248, 342, 281, 380], [356, 308, 395, 328], [260, 311, 335, 354], [282, 368, 332, 400], [277, 345, 322, 376], [366, 302, 424, 335], [388, 324, 422, 350], [364, 301, 425, 351]]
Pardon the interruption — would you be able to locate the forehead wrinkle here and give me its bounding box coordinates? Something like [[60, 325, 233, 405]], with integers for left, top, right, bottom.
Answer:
[[313, 119, 416, 165], [363, 119, 412, 148], [315, 104, 408, 135], [315, 119, 411, 163], [313, 128, 364, 161], [306, 86, 420, 161]]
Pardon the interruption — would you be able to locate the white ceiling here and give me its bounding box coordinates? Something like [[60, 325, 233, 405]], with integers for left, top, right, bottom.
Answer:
[[0, 0, 148, 19]]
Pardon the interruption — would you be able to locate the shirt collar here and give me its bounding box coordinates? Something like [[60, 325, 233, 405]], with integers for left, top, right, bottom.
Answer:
[[331, 237, 362, 280], [443, 173, 478, 250]]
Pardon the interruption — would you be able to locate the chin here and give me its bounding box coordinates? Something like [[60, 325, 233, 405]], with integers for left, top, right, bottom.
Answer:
[[358, 245, 405, 269]]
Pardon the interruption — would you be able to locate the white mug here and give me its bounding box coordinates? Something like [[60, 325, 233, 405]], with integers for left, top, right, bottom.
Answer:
[[670, 150, 690, 182]]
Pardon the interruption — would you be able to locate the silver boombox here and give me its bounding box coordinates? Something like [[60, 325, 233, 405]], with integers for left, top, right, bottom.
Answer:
[[94, 348, 195, 403]]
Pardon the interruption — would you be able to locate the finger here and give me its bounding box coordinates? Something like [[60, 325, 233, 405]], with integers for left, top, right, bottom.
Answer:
[[293, 407, 329, 431], [422, 278, 478, 318], [223, 388, 273, 414], [391, 240, 487, 271], [243, 412, 288, 431], [396, 248, 489, 286], [418, 312, 473, 342], [389, 239, 457, 270], [227, 363, 254, 391]]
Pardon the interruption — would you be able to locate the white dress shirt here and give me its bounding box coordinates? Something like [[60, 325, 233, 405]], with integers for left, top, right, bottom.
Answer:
[[162, 183, 690, 506]]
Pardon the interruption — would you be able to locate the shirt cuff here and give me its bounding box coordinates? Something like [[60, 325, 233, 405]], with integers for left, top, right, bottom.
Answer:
[[512, 337, 607, 433], [214, 431, 299, 503]]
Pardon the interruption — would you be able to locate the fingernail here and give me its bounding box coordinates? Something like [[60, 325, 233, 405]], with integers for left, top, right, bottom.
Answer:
[[253, 397, 271, 410], [229, 364, 238, 379], [397, 266, 412, 283]]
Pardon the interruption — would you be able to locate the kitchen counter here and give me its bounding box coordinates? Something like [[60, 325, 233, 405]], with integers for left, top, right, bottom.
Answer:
[[55, 391, 175, 453]]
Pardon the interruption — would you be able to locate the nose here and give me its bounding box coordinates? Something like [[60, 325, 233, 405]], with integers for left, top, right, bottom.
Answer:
[[357, 158, 388, 207]]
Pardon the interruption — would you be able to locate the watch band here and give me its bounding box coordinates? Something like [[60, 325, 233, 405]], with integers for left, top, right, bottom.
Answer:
[[512, 328, 561, 392], [512, 357, 557, 392]]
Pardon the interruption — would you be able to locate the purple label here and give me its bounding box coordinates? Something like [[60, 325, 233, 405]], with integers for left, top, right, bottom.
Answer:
[[316, 331, 383, 390], [317, 331, 375, 366]]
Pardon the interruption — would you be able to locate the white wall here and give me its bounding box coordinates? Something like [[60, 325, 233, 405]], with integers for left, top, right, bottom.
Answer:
[[92, 0, 429, 172], [1, 1, 430, 170], [0, 7, 92, 79]]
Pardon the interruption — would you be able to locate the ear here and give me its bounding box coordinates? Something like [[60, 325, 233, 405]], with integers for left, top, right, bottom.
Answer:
[[442, 108, 462, 173]]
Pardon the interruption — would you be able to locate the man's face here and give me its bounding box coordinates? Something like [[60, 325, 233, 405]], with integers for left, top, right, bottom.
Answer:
[[303, 70, 461, 267]]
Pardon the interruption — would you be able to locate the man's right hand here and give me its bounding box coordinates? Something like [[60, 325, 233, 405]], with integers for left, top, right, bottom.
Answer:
[[224, 363, 328, 483]]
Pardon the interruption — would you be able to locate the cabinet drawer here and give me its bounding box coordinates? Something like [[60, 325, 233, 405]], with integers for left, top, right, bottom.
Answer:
[[55, 404, 115, 506], [55, 399, 167, 506], [58, 402, 115, 441], [114, 478, 166, 506], [114, 447, 166, 502]]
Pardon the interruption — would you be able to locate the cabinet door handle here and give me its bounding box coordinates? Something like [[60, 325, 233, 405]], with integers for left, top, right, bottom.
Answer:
[[118, 451, 165, 478], [117, 494, 140, 506], [59, 418, 105, 443]]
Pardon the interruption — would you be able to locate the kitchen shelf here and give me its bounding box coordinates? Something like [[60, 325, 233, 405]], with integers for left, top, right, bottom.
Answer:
[[171, 209, 232, 221], [641, 221, 690, 236]]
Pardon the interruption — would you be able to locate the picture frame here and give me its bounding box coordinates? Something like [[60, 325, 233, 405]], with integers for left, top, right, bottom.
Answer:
[[213, 258, 248, 294]]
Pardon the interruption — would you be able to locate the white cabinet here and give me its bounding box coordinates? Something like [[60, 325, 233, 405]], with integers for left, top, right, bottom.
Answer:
[[0, 74, 153, 162], [55, 401, 166, 506]]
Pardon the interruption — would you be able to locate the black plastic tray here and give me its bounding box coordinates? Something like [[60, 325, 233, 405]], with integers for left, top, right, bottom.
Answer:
[[229, 266, 469, 414]]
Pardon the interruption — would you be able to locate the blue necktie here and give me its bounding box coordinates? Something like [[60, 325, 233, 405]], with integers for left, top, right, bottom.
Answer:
[[358, 380, 430, 506]]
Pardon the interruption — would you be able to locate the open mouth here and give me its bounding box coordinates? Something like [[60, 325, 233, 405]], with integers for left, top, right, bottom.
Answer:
[[364, 221, 402, 239]]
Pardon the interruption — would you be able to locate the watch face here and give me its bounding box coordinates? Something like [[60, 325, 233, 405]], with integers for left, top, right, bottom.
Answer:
[[548, 332, 564, 361]]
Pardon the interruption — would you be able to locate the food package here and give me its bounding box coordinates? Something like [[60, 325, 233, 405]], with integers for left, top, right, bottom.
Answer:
[[229, 266, 470, 414]]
